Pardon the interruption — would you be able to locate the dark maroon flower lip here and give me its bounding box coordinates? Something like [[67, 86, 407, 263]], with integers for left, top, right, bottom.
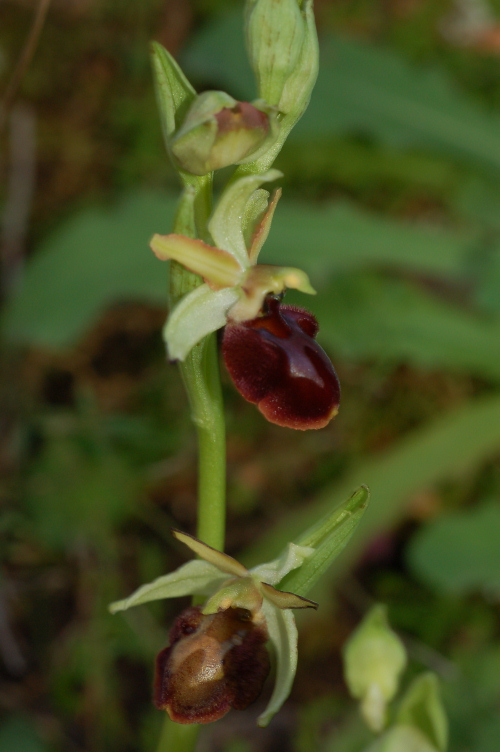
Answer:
[[222, 297, 341, 430], [154, 605, 270, 724]]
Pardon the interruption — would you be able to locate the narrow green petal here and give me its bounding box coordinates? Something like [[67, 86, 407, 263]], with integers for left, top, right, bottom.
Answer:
[[173, 529, 249, 577], [164, 284, 240, 361], [208, 170, 282, 268], [260, 582, 317, 610], [150, 233, 243, 288], [108, 560, 225, 614], [258, 600, 298, 727], [251, 542, 315, 585], [248, 188, 282, 264]]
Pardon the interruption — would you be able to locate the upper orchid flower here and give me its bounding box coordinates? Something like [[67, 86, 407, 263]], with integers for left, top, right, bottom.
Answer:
[[150, 171, 341, 429]]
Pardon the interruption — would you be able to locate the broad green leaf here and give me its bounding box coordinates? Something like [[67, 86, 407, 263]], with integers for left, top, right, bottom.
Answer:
[[397, 673, 448, 752], [164, 283, 240, 361], [407, 500, 500, 597], [109, 559, 227, 614], [258, 601, 298, 727], [0, 716, 48, 752], [243, 394, 500, 578], [2, 191, 176, 347], [278, 486, 369, 597], [309, 273, 500, 383]]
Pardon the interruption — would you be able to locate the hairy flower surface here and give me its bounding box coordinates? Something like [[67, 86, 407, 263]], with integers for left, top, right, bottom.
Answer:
[[223, 297, 340, 429], [110, 529, 317, 727], [154, 605, 270, 723]]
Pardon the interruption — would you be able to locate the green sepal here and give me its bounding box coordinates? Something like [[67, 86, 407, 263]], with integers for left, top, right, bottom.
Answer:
[[108, 559, 227, 614], [258, 601, 298, 727], [396, 673, 448, 752], [208, 170, 282, 269], [278, 486, 370, 597], [164, 283, 240, 361]]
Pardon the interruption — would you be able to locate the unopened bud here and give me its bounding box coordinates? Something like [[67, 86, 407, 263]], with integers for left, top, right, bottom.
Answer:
[[343, 605, 407, 732], [171, 91, 276, 175], [245, 0, 318, 117]]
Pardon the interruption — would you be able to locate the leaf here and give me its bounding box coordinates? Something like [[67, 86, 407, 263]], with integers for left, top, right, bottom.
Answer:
[[150, 42, 196, 146], [407, 500, 500, 597], [309, 272, 500, 382], [109, 559, 227, 614], [2, 191, 177, 347], [243, 394, 500, 580], [258, 601, 298, 727], [0, 716, 48, 752], [367, 725, 439, 752]]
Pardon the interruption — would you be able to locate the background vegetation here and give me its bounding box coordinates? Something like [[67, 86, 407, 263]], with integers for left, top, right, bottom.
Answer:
[[2, 0, 500, 750]]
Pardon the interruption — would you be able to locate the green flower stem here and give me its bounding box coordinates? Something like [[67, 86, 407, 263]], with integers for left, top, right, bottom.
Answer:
[[156, 716, 200, 752], [156, 174, 225, 752]]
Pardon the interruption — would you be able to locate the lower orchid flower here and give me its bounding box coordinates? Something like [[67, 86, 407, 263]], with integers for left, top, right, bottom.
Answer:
[[109, 487, 370, 727], [110, 529, 317, 727]]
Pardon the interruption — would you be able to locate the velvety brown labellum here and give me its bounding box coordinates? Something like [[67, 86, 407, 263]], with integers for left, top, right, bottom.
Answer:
[[154, 606, 270, 724], [222, 298, 341, 430]]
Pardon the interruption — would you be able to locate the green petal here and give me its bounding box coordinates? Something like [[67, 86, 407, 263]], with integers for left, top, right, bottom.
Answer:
[[173, 529, 250, 577], [150, 233, 243, 287], [164, 284, 240, 361], [258, 600, 298, 727], [108, 560, 226, 614], [208, 170, 282, 269], [260, 582, 317, 610], [248, 188, 282, 264], [251, 542, 315, 585]]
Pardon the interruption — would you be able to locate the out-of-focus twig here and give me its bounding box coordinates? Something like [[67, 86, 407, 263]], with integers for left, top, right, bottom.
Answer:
[[0, 0, 52, 134]]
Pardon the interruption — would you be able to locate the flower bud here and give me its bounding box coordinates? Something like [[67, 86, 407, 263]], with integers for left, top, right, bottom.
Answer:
[[154, 605, 270, 724], [222, 297, 340, 430], [245, 0, 318, 116], [343, 605, 407, 732], [171, 91, 276, 175]]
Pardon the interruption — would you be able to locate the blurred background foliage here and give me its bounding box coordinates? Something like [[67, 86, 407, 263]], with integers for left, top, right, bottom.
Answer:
[[1, 0, 500, 750]]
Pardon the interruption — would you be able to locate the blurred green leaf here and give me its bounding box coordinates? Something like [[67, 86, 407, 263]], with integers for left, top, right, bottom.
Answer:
[[2, 191, 176, 347], [25, 438, 141, 550], [407, 500, 500, 597], [244, 393, 500, 573], [0, 716, 47, 752], [310, 272, 500, 382]]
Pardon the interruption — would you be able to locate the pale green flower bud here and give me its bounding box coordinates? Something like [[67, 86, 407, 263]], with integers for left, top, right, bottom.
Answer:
[[343, 605, 407, 732], [171, 91, 276, 175], [245, 0, 319, 117]]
